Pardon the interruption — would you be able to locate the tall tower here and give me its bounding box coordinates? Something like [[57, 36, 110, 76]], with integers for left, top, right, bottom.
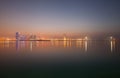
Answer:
[[16, 32, 20, 40]]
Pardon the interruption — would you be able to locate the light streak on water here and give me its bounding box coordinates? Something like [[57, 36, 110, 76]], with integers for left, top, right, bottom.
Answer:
[[85, 41, 87, 52], [30, 41, 33, 52]]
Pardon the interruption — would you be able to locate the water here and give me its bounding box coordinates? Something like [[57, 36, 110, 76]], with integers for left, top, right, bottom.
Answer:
[[0, 40, 120, 78]]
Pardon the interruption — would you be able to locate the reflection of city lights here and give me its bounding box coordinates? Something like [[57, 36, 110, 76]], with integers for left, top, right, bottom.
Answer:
[[76, 41, 83, 48], [67, 41, 69, 47], [51, 40, 54, 46], [64, 41, 67, 47], [110, 40, 115, 53], [0, 41, 4, 48], [16, 41, 19, 51], [21, 41, 25, 48], [111, 41, 113, 52], [63, 41, 71, 47], [55, 41, 59, 46], [70, 41, 71, 47], [5, 42, 9, 48], [85, 41, 87, 52], [109, 36, 115, 52], [30, 41, 33, 51]]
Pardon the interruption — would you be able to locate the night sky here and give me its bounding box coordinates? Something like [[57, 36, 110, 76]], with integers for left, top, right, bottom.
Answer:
[[0, 0, 120, 37]]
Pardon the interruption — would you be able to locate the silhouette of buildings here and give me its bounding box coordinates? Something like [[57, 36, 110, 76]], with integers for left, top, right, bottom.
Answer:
[[16, 32, 20, 40]]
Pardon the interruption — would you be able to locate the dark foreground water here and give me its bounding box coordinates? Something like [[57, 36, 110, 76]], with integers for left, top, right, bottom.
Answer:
[[0, 40, 120, 78]]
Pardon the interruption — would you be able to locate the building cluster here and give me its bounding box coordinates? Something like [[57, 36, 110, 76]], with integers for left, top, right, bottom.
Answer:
[[0, 32, 116, 41], [16, 32, 37, 40], [15, 32, 88, 41]]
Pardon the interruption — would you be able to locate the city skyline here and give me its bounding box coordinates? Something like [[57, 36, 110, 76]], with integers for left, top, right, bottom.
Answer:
[[0, 1, 120, 77]]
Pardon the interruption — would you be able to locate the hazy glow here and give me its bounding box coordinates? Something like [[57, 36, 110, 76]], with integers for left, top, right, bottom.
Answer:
[[110, 40, 115, 52], [30, 41, 33, 51], [85, 41, 88, 52], [0, 0, 120, 37]]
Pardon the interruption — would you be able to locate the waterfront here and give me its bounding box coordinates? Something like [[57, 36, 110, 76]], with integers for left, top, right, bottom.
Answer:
[[0, 40, 119, 62], [0, 0, 120, 77]]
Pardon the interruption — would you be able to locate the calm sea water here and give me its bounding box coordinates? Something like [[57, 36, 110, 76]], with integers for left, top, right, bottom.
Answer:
[[0, 40, 120, 78]]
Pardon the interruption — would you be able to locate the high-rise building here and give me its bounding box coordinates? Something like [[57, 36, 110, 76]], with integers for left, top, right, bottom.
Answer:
[[20, 35, 26, 41], [16, 32, 20, 40], [30, 35, 36, 40]]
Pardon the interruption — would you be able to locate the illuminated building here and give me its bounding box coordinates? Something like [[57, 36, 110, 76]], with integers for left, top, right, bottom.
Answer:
[[63, 34, 67, 41], [16, 32, 20, 40], [85, 36, 88, 40], [20, 35, 26, 41], [30, 35, 37, 40]]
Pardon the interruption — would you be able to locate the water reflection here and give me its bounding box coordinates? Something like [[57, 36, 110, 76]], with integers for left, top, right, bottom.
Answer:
[[110, 40, 115, 52], [21, 41, 25, 48], [4, 40, 10, 48], [16, 40, 19, 51], [76, 40, 82, 48], [85, 41, 87, 52], [30, 41, 33, 51], [63, 40, 70, 48], [0, 40, 118, 53], [76, 40, 88, 52]]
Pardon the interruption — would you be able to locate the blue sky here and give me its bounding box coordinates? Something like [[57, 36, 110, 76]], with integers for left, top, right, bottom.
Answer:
[[0, 0, 120, 35]]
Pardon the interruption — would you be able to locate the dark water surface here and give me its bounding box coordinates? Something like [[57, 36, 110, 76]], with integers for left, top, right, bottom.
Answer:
[[0, 40, 120, 78]]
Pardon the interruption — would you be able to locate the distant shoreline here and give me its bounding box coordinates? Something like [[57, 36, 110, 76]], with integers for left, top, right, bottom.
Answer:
[[0, 39, 119, 41]]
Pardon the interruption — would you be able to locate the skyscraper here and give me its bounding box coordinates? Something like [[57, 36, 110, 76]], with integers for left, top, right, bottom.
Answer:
[[16, 32, 20, 40]]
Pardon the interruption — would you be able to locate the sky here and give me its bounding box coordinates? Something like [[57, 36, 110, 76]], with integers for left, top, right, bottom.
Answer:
[[0, 0, 120, 37]]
